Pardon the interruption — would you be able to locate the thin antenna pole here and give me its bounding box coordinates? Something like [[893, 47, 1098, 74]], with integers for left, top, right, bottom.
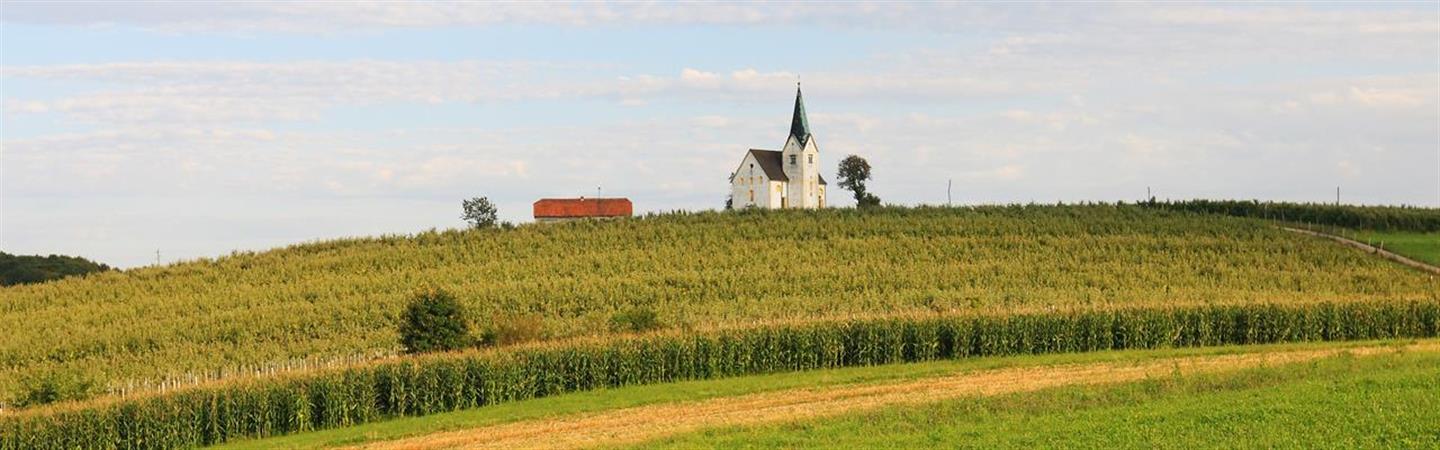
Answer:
[[947, 179, 952, 206], [1336, 186, 1340, 206]]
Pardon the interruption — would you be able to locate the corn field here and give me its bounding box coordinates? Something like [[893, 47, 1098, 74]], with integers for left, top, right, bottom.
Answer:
[[1, 205, 1436, 405], [2, 299, 1437, 449]]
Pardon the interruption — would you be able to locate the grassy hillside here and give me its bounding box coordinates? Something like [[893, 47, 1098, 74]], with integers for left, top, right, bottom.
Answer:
[[2, 205, 1436, 404], [639, 343, 1440, 449]]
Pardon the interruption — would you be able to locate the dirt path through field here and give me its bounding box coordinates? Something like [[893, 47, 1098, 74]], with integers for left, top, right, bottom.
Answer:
[[1282, 227, 1440, 275], [349, 342, 1437, 450]]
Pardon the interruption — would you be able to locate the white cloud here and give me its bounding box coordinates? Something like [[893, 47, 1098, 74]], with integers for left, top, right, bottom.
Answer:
[[1347, 86, 1426, 108], [3, 61, 1070, 127], [2, 60, 580, 124]]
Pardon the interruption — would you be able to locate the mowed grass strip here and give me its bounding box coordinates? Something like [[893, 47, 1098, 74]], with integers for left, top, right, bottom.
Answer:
[[639, 345, 1440, 449], [212, 340, 1436, 450], [1356, 230, 1440, 266]]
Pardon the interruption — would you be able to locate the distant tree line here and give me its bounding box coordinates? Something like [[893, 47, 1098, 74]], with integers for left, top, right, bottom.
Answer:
[[1142, 199, 1440, 232], [0, 252, 113, 287]]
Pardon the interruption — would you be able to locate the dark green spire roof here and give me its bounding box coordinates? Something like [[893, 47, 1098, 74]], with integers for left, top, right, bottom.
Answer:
[[789, 84, 810, 144]]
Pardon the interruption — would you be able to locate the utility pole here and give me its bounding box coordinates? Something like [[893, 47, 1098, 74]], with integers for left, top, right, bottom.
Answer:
[[1336, 186, 1340, 206], [155, 249, 161, 266], [947, 179, 952, 206]]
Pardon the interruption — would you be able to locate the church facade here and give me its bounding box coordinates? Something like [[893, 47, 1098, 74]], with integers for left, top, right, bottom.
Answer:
[[729, 86, 827, 209]]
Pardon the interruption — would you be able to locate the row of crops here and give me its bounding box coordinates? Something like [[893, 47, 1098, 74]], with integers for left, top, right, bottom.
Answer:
[[4, 299, 1437, 449], [1144, 199, 1440, 232], [3, 205, 1435, 405]]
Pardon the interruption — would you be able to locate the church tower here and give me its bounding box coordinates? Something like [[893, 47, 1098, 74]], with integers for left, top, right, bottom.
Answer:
[[781, 85, 825, 208]]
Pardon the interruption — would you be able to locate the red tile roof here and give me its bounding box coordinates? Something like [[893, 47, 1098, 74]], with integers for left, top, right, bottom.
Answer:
[[533, 198, 633, 219]]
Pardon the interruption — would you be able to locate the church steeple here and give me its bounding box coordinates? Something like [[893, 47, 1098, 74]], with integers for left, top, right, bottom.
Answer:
[[789, 83, 810, 144]]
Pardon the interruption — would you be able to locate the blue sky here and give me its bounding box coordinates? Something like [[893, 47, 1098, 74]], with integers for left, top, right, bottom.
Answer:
[[2, 2, 1437, 268]]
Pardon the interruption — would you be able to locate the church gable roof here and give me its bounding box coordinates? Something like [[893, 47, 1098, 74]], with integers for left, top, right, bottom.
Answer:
[[745, 149, 789, 182]]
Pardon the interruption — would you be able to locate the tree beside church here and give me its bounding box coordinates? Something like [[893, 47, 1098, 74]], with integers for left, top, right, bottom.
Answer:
[[728, 85, 827, 209]]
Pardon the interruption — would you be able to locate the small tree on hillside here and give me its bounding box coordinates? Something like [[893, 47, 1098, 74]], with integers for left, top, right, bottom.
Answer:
[[398, 289, 471, 354], [837, 155, 881, 208], [14, 370, 97, 407], [461, 197, 498, 228]]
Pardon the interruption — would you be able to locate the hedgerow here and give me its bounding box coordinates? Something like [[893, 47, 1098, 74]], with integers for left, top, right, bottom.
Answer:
[[1144, 199, 1440, 232], [3, 299, 1436, 449]]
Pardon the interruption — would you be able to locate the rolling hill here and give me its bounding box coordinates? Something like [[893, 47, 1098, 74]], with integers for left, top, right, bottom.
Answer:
[[1, 205, 1436, 408]]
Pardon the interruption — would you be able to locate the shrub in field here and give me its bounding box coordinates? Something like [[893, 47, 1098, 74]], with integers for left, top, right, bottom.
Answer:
[[3, 299, 1436, 450], [481, 315, 547, 347], [398, 289, 471, 354], [10, 371, 96, 408], [609, 306, 661, 333]]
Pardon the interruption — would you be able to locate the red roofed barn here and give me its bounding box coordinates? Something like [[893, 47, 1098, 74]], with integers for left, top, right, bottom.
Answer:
[[533, 198, 633, 223]]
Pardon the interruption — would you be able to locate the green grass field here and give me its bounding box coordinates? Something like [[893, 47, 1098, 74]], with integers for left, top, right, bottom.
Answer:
[[210, 340, 1438, 449], [1356, 230, 1440, 266], [636, 345, 1440, 449], [3, 206, 1436, 406]]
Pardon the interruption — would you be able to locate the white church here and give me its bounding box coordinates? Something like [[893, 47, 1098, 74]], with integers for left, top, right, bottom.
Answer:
[[729, 85, 827, 209]]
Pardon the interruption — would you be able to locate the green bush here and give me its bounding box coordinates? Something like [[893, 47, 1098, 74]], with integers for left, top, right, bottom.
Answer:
[[480, 315, 546, 347], [10, 371, 97, 408], [609, 307, 661, 333], [397, 289, 471, 354]]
